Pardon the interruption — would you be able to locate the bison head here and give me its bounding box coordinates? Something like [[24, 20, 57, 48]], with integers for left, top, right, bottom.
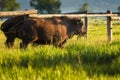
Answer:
[[72, 17, 87, 37], [61, 16, 87, 38]]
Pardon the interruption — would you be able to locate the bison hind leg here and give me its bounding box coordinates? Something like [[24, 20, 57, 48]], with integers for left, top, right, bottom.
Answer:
[[32, 42, 39, 46], [20, 42, 29, 49], [5, 38, 15, 48]]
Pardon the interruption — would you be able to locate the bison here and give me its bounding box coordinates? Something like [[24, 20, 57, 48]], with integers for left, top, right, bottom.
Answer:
[[1, 16, 87, 48], [0, 15, 28, 48]]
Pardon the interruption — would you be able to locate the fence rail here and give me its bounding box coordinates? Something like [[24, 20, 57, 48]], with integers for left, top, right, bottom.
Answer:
[[64, 11, 120, 14], [0, 10, 38, 17], [112, 17, 120, 20], [29, 13, 118, 18]]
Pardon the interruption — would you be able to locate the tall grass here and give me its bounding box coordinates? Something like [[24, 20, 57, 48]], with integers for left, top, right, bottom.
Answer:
[[0, 18, 120, 80]]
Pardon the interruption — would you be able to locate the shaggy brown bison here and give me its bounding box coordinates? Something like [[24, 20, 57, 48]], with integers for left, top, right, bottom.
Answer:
[[1, 16, 86, 48], [0, 15, 28, 47]]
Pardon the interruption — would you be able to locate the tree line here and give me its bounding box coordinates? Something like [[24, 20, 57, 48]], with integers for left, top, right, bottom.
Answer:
[[0, 0, 120, 14]]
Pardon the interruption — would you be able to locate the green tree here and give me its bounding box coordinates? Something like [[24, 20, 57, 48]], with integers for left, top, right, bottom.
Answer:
[[0, 0, 20, 11], [79, 3, 89, 12], [30, 0, 61, 14], [118, 6, 120, 12]]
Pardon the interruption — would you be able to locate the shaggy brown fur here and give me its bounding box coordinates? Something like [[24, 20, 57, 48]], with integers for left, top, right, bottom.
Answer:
[[19, 18, 68, 48]]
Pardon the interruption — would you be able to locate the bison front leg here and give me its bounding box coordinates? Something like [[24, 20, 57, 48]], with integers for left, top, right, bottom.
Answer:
[[58, 39, 67, 48], [5, 38, 15, 48]]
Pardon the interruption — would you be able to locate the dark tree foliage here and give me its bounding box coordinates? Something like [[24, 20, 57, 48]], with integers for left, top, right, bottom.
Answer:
[[30, 0, 61, 14], [79, 3, 89, 12], [0, 0, 20, 11], [118, 6, 120, 12]]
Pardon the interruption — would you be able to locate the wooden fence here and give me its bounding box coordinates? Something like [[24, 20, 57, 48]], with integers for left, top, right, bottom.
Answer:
[[0, 9, 38, 17], [0, 10, 120, 42], [29, 10, 120, 42]]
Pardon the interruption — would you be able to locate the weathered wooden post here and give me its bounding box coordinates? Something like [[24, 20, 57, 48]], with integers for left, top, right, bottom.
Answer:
[[107, 10, 112, 42], [84, 11, 88, 38]]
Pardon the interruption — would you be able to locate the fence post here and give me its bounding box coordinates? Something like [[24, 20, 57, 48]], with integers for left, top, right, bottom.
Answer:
[[107, 10, 112, 42], [84, 11, 88, 38]]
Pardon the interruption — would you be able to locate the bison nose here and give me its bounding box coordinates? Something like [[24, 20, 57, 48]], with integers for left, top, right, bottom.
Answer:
[[77, 32, 87, 39]]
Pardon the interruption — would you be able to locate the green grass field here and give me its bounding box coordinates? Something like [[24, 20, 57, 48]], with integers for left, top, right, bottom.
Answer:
[[0, 18, 120, 80]]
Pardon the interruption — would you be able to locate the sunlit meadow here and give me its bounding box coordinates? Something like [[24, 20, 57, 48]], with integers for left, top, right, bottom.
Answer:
[[0, 18, 120, 80]]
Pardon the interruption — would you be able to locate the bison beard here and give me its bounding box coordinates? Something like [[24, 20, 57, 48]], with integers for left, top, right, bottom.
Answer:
[[1, 16, 86, 49]]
